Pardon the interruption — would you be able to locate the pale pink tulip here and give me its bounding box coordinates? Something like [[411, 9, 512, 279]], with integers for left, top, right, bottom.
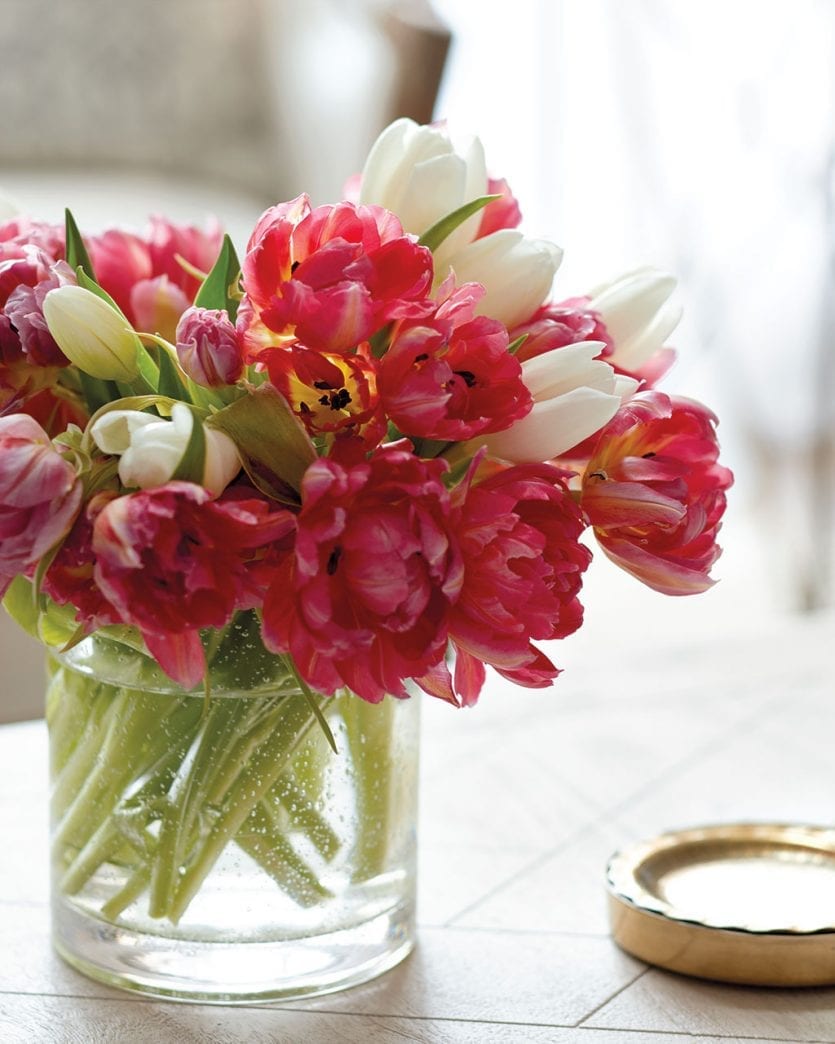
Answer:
[[0, 414, 82, 595]]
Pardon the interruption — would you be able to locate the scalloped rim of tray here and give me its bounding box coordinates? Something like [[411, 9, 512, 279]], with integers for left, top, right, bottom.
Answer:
[[606, 823, 835, 986]]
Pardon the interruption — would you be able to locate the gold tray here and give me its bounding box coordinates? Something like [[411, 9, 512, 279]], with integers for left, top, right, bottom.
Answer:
[[606, 823, 835, 987]]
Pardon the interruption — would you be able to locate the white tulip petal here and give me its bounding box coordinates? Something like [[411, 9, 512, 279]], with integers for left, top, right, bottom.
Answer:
[[203, 430, 242, 497], [43, 285, 140, 382], [613, 299, 683, 370], [590, 270, 677, 346], [170, 402, 195, 437], [360, 118, 490, 259], [397, 154, 468, 236], [448, 230, 563, 329], [91, 410, 158, 455], [358, 118, 415, 206], [521, 342, 609, 399], [483, 386, 621, 463], [119, 440, 182, 490], [95, 403, 240, 495], [586, 264, 658, 299], [613, 374, 641, 400]]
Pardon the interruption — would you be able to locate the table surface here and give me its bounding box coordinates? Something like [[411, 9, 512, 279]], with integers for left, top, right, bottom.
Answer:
[[2, 556, 835, 1044]]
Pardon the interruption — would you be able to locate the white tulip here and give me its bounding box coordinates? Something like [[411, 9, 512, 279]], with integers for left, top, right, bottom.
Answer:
[[359, 117, 488, 261], [480, 342, 639, 463], [91, 403, 240, 496], [444, 229, 563, 331], [588, 267, 682, 372], [43, 285, 140, 381]]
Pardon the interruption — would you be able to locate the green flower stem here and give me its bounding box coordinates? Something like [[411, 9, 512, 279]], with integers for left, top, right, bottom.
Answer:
[[265, 774, 341, 862], [46, 666, 98, 775], [53, 690, 170, 854], [343, 695, 400, 884], [165, 694, 322, 924], [205, 699, 295, 807], [149, 698, 247, 917], [49, 684, 116, 821], [236, 803, 333, 907], [59, 732, 198, 898], [101, 864, 152, 921], [59, 817, 122, 895]]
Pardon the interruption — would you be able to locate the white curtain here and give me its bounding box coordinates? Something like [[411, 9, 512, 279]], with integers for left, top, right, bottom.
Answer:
[[435, 0, 835, 605]]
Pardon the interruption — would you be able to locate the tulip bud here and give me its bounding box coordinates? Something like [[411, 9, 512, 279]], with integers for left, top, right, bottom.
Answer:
[[445, 229, 563, 330], [42, 285, 140, 381], [176, 306, 243, 387], [91, 402, 240, 496]]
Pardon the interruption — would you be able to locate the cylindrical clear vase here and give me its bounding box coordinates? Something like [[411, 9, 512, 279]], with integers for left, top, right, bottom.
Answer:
[[47, 616, 419, 1003]]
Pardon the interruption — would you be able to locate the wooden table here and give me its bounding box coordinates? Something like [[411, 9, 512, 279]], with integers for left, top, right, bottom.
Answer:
[[2, 558, 834, 1043]]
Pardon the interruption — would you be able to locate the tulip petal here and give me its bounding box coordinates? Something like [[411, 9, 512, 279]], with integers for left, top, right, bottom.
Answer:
[[143, 628, 207, 690], [484, 386, 621, 463]]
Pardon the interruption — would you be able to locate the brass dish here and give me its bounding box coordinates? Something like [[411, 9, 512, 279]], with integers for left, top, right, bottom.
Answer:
[[606, 823, 835, 986]]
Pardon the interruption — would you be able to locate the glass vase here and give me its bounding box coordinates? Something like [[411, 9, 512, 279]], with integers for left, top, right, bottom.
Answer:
[[46, 614, 419, 1003]]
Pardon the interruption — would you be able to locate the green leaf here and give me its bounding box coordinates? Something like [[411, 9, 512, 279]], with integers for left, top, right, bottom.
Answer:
[[283, 655, 338, 755], [195, 235, 241, 321], [65, 209, 96, 280], [508, 333, 528, 356], [133, 347, 160, 394], [418, 194, 501, 254], [171, 406, 207, 484], [2, 576, 40, 639], [414, 437, 449, 459], [157, 346, 192, 402], [78, 372, 115, 414], [208, 384, 315, 495], [76, 267, 127, 318], [38, 600, 79, 648]]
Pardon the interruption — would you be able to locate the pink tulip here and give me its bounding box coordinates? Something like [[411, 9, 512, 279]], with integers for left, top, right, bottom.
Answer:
[[261, 443, 463, 703], [0, 218, 64, 261], [265, 345, 384, 459], [512, 298, 611, 363], [0, 414, 82, 596], [89, 217, 223, 331], [131, 276, 191, 343], [378, 283, 532, 441], [4, 259, 74, 368], [239, 195, 434, 358], [581, 392, 733, 595], [421, 462, 591, 707], [43, 493, 122, 632], [146, 215, 223, 298], [86, 230, 152, 319], [93, 482, 293, 688], [176, 306, 244, 387]]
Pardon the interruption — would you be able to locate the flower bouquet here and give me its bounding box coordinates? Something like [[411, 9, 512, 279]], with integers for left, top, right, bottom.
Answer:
[[0, 118, 732, 1001]]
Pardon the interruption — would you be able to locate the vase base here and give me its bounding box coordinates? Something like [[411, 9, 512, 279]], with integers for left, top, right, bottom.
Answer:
[[52, 897, 415, 1004]]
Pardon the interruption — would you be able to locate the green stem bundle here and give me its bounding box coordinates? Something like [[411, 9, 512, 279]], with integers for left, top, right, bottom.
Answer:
[[47, 630, 403, 927]]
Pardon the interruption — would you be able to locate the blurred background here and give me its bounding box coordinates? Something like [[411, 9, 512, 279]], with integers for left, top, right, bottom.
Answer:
[[1, 0, 833, 718]]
